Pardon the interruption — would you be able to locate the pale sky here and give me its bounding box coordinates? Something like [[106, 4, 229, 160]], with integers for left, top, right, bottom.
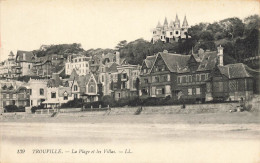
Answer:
[[0, 0, 259, 61]]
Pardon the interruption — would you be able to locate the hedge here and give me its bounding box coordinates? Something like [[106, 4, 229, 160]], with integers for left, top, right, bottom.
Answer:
[[4, 105, 25, 112]]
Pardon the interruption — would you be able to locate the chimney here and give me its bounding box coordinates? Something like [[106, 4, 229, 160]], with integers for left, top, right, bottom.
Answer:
[[217, 45, 224, 66], [115, 52, 120, 65]]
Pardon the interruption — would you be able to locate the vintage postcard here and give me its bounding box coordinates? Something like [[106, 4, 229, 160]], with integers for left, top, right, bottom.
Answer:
[[0, 0, 259, 162]]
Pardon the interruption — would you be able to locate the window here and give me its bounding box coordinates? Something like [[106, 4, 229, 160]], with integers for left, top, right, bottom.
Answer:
[[86, 63, 88, 67], [176, 31, 179, 34], [6, 94, 9, 99], [155, 76, 159, 82], [75, 59, 77, 62], [122, 73, 127, 79], [162, 75, 167, 82], [177, 77, 181, 84], [118, 93, 121, 99], [64, 92, 68, 100], [143, 69, 147, 73], [196, 74, 200, 82], [170, 32, 172, 35], [162, 88, 165, 94], [28, 65, 30, 69], [10, 94, 13, 99], [144, 78, 149, 84], [205, 73, 209, 80], [167, 74, 170, 81], [101, 75, 104, 82], [201, 74, 206, 81], [188, 88, 192, 95], [188, 75, 192, 83], [74, 85, 78, 91], [90, 85, 94, 93], [196, 88, 201, 94], [162, 65, 165, 71], [40, 88, 44, 95], [156, 89, 162, 95], [182, 76, 187, 83], [74, 94, 78, 99], [122, 82, 126, 89], [79, 59, 81, 62], [31, 100, 33, 106], [142, 88, 148, 95], [51, 92, 56, 98]]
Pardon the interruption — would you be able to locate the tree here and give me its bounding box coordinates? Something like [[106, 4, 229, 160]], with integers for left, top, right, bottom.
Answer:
[[115, 40, 127, 50]]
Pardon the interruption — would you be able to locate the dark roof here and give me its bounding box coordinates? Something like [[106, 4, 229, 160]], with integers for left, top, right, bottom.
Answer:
[[218, 63, 252, 79], [69, 69, 79, 81], [197, 51, 218, 71], [158, 52, 191, 73], [16, 51, 35, 62], [144, 55, 156, 69], [58, 87, 72, 97], [107, 62, 119, 73], [47, 73, 62, 87]]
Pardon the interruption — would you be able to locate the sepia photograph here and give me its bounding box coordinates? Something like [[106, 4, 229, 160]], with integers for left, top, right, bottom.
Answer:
[[0, 0, 259, 162]]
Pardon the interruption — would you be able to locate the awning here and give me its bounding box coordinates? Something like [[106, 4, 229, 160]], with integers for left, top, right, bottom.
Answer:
[[81, 93, 99, 96], [42, 99, 60, 104]]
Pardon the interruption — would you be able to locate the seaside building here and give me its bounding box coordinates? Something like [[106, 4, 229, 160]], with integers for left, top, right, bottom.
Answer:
[[140, 46, 257, 102], [65, 54, 91, 76], [152, 15, 191, 43]]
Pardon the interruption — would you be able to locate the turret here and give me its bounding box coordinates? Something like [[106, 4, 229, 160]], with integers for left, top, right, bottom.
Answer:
[[163, 17, 168, 29], [156, 21, 162, 29], [182, 15, 189, 28], [174, 14, 180, 28]]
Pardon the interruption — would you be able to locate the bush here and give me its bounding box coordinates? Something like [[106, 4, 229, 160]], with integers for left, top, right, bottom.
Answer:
[[84, 101, 105, 109], [4, 105, 25, 112], [31, 104, 44, 113], [61, 98, 84, 108], [101, 95, 116, 107]]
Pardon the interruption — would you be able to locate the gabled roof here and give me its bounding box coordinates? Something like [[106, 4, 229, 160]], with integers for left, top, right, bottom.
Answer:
[[218, 63, 252, 79], [69, 69, 79, 81], [107, 62, 119, 73], [16, 50, 35, 62], [58, 87, 72, 97], [144, 55, 156, 69], [47, 73, 62, 87], [156, 52, 191, 73], [197, 51, 218, 71]]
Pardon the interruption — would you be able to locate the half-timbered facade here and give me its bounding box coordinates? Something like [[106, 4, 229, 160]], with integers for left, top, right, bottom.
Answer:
[[140, 46, 257, 102]]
